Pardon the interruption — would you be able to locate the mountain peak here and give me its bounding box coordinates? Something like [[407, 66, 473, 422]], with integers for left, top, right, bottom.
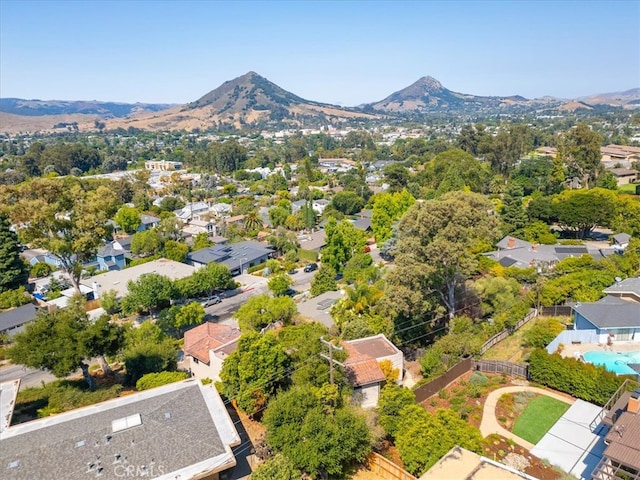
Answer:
[[414, 76, 444, 92]]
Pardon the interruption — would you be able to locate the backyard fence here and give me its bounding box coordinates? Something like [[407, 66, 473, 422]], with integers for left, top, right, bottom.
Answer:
[[546, 329, 599, 354], [413, 358, 473, 403], [478, 309, 538, 355], [366, 453, 416, 480], [540, 305, 573, 317], [472, 360, 529, 379]]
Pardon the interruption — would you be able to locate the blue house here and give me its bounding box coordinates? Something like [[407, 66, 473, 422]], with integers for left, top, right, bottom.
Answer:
[[137, 214, 161, 232], [96, 242, 127, 271], [573, 296, 640, 343]]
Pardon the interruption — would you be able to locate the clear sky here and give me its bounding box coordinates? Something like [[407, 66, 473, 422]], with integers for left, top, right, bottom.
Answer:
[[1, 0, 639, 106]]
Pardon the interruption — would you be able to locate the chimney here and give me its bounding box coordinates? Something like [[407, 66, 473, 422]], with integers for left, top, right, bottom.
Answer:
[[92, 282, 101, 300], [628, 388, 640, 414], [532, 244, 538, 252], [507, 237, 516, 249]]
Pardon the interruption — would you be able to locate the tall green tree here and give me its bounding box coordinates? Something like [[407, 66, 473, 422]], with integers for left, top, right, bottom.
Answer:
[[310, 264, 338, 297], [0, 215, 28, 292], [559, 122, 604, 188], [500, 183, 527, 234], [385, 192, 500, 327], [321, 218, 367, 272], [552, 188, 618, 238], [8, 298, 124, 389], [113, 206, 141, 234], [220, 332, 290, 416], [371, 190, 415, 244], [10, 178, 118, 293], [235, 294, 297, 332], [263, 385, 371, 478], [121, 273, 176, 315]]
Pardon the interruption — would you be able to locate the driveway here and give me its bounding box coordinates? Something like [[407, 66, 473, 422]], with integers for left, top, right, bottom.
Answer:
[[297, 290, 346, 329]]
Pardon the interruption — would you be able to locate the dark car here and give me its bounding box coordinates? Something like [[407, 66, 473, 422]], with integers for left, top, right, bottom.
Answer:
[[303, 263, 318, 273]]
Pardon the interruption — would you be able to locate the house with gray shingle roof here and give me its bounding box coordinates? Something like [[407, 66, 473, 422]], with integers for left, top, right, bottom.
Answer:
[[137, 214, 161, 232], [0, 303, 38, 337], [187, 241, 275, 276], [0, 380, 240, 480], [572, 277, 640, 345]]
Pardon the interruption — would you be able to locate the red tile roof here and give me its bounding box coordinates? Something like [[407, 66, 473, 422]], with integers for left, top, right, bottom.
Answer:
[[342, 342, 386, 387], [184, 322, 241, 364]]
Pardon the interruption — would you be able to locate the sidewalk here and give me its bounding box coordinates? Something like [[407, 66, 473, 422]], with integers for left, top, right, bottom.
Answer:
[[480, 385, 575, 450]]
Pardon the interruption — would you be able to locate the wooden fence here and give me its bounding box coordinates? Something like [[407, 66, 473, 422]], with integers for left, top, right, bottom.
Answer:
[[414, 358, 473, 403], [366, 452, 416, 480], [540, 305, 573, 317], [473, 360, 529, 379], [478, 309, 538, 355]]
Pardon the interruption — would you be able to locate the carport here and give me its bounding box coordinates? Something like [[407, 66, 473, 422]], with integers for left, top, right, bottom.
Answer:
[[531, 399, 608, 479]]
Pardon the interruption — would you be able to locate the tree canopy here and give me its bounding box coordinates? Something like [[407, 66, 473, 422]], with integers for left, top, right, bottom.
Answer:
[[0, 214, 28, 292]]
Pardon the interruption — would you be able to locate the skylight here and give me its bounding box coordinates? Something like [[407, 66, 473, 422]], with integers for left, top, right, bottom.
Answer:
[[111, 413, 142, 433]]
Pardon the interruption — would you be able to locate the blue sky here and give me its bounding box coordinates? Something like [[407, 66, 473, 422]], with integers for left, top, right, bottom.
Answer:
[[1, 1, 638, 105]]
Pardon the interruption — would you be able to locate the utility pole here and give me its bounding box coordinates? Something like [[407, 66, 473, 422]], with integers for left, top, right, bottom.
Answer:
[[320, 336, 344, 385]]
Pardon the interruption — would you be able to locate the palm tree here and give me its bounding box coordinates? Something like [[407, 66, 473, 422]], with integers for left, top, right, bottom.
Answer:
[[243, 210, 264, 234]]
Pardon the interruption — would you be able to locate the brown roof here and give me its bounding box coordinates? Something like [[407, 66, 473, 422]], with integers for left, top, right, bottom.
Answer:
[[184, 322, 241, 364], [343, 345, 386, 386], [608, 168, 638, 177], [603, 411, 640, 469], [347, 335, 400, 359]]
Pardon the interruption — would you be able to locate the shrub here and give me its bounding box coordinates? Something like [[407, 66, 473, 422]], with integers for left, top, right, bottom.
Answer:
[[247, 262, 267, 274], [136, 371, 189, 391], [469, 371, 489, 385], [30, 262, 52, 278], [528, 349, 627, 406], [523, 318, 565, 348], [0, 287, 33, 309]]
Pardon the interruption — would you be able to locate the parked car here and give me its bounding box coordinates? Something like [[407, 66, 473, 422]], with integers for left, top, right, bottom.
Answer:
[[303, 263, 318, 273], [201, 295, 222, 307]]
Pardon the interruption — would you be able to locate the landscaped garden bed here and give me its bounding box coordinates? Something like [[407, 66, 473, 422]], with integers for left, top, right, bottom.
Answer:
[[420, 372, 570, 480]]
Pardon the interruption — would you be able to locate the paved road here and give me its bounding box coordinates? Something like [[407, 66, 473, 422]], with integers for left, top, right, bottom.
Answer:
[[0, 363, 57, 389], [203, 268, 318, 327]]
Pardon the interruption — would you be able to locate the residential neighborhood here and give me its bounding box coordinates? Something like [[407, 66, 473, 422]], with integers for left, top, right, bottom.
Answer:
[[1, 3, 640, 476]]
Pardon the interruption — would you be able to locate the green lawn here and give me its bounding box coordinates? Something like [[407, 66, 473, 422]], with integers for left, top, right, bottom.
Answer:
[[512, 395, 570, 444]]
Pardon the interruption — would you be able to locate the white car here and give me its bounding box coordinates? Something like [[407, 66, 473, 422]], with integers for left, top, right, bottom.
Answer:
[[201, 295, 222, 307]]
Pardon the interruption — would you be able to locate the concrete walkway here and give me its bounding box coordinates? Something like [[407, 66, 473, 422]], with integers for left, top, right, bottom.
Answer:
[[480, 386, 575, 450]]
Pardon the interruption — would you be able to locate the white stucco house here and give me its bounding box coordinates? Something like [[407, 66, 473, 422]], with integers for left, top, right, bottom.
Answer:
[[342, 334, 404, 408], [184, 322, 241, 382]]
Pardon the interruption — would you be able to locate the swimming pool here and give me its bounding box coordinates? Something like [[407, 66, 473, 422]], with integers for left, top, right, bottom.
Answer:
[[582, 350, 640, 376]]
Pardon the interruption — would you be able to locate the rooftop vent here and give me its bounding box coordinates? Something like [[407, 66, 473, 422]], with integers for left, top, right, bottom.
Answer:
[[75, 440, 86, 448], [164, 412, 171, 419], [111, 413, 142, 433], [7, 460, 20, 469]]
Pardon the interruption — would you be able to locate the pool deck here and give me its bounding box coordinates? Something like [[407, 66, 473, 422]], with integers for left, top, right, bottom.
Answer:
[[560, 340, 640, 360]]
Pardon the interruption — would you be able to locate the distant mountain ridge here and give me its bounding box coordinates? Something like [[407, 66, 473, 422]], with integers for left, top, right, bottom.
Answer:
[[0, 73, 637, 133], [363, 76, 547, 113], [0, 98, 174, 118]]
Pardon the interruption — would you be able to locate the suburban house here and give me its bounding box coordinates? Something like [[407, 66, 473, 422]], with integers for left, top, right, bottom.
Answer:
[[184, 323, 241, 382], [291, 199, 307, 215], [608, 168, 638, 186], [182, 219, 217, 239], [603, 277, 640, 303], [572, 278, 640, 343], [96, 242, 127, 271], [82, 258, 195, 300], [419, 445, 539, 480], [351, 210, 373, 232], [298, 230, 327, 253], [612, 233, 632, 253], [312, 199, 330, 215], [342, 334, 404, 408], [600, 144, 640, 169], [485, 235, 615, 270], [137, 214, 161, 232], [318, 158, 356, 172], [187, 241, 275, 275], [0, 303, 38, 337], [144, 159, 183, 171], [0, 380, 241, 480], [174, 202, 211, 222], [211, 203, 233, 217], [591, 386, 640, 480]]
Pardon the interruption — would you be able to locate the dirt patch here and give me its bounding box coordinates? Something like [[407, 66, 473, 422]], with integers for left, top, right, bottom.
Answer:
[[483, 434, 562, 480], [495, 391, 539, 431]]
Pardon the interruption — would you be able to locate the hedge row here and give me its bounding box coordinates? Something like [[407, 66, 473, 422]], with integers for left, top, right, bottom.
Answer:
[[528, 349, 628, 406]]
